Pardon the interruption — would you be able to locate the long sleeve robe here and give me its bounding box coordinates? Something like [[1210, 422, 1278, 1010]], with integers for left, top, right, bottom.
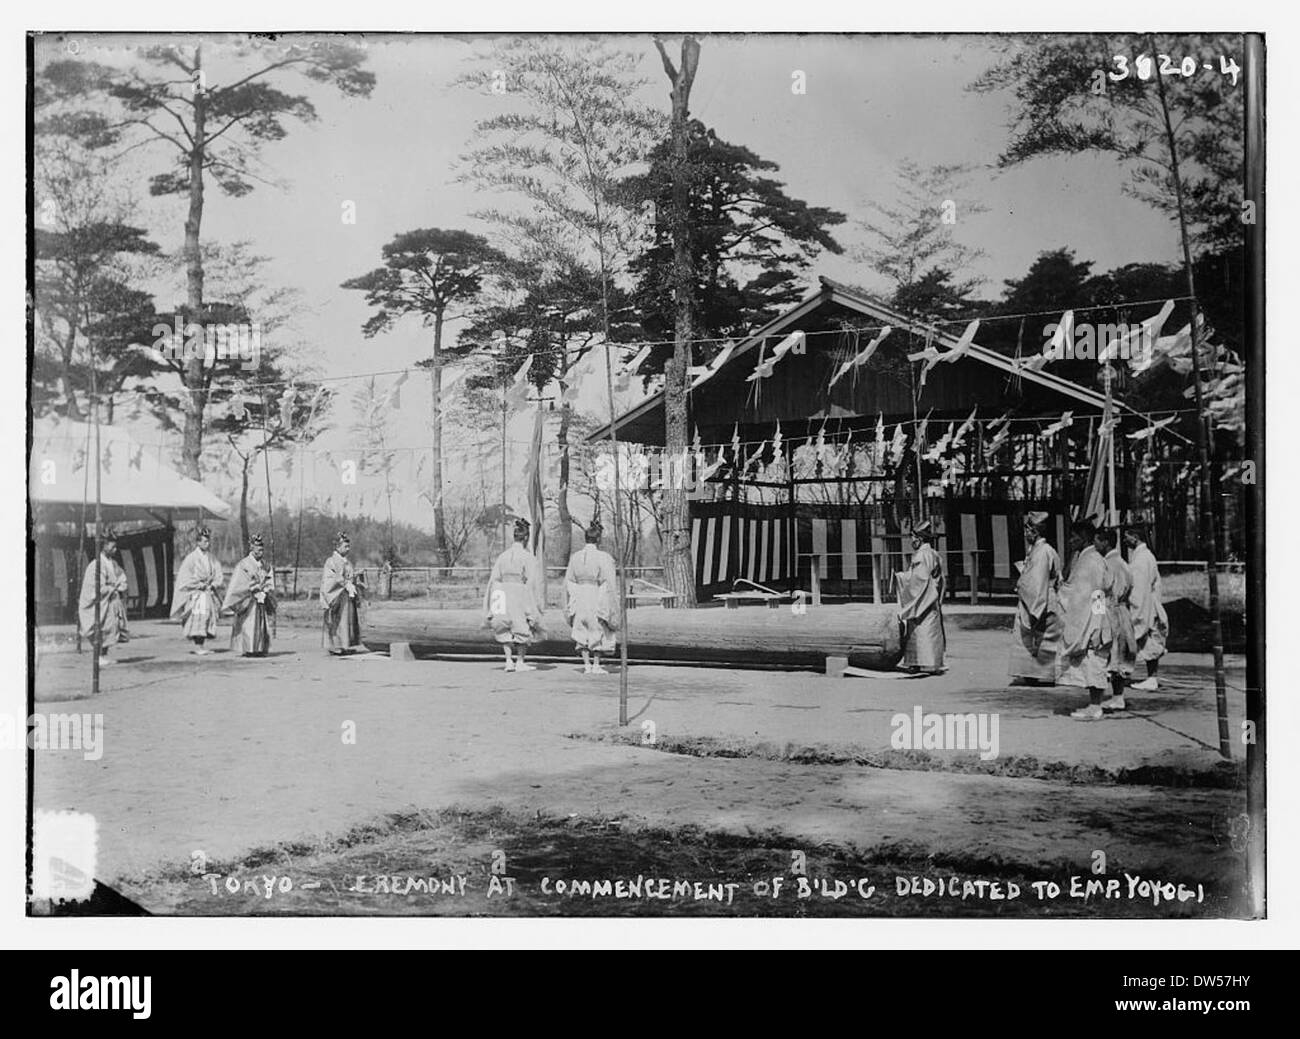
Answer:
[[320, 551, 363, 651], [1057, 544, 1113, 689], [1008, 536, 1062, 681], [1104, 548, 1137, 677], [895, 542, 945, 671], [1127, 542, 1169, 662], [78, 554, 129, 647], [484, 543, 541, 645], [171, 548, 224, 640], [222, 553, 275, 655], [564, 545, 618, 653]]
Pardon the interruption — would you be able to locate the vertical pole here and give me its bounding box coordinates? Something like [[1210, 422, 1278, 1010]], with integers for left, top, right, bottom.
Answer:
[[1105, 363, 1117, 526], [910, 355, 923, 523], [1243, 31, 1265, 914], [292, 443, 306, 600], [90, 339, 101, 696], [786, 437, 796, 594], [602, 342, 630, 727], [1151, 34, 1230, 759], [500, 359, 508, 555], [260, 393, 278, 637], [75, 419, 91, 653]]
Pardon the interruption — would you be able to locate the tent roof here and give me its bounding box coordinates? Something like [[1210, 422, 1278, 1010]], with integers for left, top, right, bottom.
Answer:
[[588, 276, 1139, 443], [29, 419, 232, 523]]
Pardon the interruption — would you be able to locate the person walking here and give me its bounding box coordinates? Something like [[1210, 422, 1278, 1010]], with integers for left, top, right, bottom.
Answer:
[[895, 520, 946, 674], [564, 519, 619, 675], [1008, 511, 1062, 685], [484, 518, 542, 672], [171, 526, 224, 655], [222, 533, 276, 657], [78, 527, 130, 665], [321, 531, 365, 655], [1124, 526, 1169, 691]]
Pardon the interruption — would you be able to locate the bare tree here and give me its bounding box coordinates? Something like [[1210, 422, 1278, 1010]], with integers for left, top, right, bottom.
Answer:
[[652, 34, 701, 606]]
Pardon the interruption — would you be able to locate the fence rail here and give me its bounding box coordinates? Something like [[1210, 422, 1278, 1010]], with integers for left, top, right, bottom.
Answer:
[[270, 564, 666, 603]]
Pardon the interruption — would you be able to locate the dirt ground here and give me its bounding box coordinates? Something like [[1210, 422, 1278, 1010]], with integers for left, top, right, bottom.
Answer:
[[26, 611, 1254, 918]]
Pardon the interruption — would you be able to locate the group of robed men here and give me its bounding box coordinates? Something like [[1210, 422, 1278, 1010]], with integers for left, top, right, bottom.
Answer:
[[78, 517, 617, 672], [894, 513, 1169, 721], [77, 528, 366, 660], [483, 516, 620, 674], [1009, 511, 1169, 720], [80, 510, 1164, 700]]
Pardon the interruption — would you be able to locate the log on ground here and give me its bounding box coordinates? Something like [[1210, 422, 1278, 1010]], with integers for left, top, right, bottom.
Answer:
[[363, 603, 903, 671]]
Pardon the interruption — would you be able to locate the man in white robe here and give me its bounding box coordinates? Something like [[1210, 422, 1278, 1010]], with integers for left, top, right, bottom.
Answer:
[[895, 520, 945, 673], [171, 526, 224, 654], [1097, 527, 1136, 711], [564, 519, 619, 675], [1058, 520, 1114, 720], [1008, 511, 1062, 684], [222, 534, 276, 657], [321, 532, 365, 655], [484, 518, 542, 672], [1124, 527, 1169, 691], [78, 529, 129, 664]]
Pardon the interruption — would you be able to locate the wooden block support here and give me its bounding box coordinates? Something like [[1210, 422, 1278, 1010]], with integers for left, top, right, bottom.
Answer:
[[389, 641, 415, 661], [825, 655, 848, 678]]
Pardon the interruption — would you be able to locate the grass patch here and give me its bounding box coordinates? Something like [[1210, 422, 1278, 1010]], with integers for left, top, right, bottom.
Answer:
[[574, 732, 1246, 790]]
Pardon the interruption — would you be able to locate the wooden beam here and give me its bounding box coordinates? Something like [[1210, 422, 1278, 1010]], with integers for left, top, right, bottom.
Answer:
[[365, 603, 903, 671]]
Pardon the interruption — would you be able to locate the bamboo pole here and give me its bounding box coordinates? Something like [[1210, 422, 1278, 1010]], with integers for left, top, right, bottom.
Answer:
[[260, 393, 278, 638], [75, 418, 91, 653], [1242, 28, 1264, 918], [1150, 34, 1230, 759], [90, 336, 102, 696]]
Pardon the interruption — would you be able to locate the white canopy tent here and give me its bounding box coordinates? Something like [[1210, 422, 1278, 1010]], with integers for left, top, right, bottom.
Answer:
[[29, 419, 231, 524], [30, 418, 231, 622]]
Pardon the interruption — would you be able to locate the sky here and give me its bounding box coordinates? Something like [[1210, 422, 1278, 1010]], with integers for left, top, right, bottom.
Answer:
[[35, 32, 1190, 528]]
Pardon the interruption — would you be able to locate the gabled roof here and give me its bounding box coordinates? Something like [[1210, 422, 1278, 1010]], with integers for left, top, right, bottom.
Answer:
[[589, 276, 1134, 443]]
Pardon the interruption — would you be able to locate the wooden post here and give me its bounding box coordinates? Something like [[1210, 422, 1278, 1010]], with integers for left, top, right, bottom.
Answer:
[[786, 437, 797, 593], [869, 531, 882, 605], [1151, 33, 1231, 759]]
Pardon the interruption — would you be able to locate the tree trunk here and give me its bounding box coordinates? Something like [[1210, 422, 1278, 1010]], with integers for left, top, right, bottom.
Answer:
[[557, 396, 573, 557], [656, 36, 701, 607], [180, 46, 207, 481], [430, 308, 450, 569]]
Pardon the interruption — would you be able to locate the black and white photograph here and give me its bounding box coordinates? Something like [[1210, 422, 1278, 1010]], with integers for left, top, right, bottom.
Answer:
[[21, 23, 1267, 934]]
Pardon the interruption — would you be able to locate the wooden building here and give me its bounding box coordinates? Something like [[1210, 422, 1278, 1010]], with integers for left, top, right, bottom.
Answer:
[[591, 277, 1150, 604]]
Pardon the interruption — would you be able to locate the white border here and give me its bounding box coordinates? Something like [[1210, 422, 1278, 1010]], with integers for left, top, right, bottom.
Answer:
[[5, 1, 1295, 952]]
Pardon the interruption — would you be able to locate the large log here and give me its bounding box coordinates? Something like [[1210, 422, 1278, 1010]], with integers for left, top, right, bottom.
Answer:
[[363, 603, 903, 671]]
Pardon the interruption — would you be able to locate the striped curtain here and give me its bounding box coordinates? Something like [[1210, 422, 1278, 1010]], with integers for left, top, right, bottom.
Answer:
[[34, 529, 175, 624], [691, 503, 790, 597], [946, 500, 1066, 595]]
